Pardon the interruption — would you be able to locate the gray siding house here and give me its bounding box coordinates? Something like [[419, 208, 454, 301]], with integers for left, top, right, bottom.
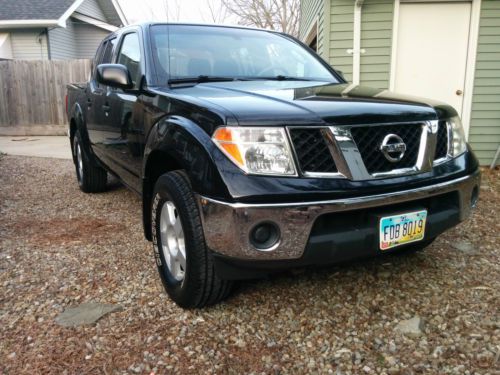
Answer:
[[300, 0, 500, 166], [0, 0, 127, 60]]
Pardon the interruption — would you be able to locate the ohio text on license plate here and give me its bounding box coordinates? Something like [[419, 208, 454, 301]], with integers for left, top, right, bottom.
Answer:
[[379, 210, 427, 250]]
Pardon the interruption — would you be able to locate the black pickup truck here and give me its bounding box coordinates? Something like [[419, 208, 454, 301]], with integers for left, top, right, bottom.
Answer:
[[67, 23, 480, 308]]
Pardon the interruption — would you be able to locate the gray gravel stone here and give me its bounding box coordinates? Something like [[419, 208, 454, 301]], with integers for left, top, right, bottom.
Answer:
[[395, 316, 425, 337], [451, 241, 478, 254], [1, 156, 498, 374], [55, 303, 123, 327]]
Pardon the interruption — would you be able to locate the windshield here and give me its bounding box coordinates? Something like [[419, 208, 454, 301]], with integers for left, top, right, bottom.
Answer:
[[151, 25, 338, 83]]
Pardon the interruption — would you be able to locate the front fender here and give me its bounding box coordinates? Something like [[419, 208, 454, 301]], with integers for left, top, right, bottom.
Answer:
[[141, 116, 235, 240], [143, 115, 232, 199]]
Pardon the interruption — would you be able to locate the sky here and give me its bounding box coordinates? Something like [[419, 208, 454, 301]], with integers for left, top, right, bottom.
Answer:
[[117, 0, 240, 25]]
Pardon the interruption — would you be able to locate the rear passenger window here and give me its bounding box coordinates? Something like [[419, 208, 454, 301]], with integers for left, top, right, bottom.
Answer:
[[117, 33, 142, 89]]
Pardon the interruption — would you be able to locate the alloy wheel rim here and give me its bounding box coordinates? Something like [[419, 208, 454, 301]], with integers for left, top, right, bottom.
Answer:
[[159, 201, 186, 281]]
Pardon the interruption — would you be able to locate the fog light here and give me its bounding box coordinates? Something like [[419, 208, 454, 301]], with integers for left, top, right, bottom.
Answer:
[[471, 186, 479, 208], [250, 222, 280, 250]]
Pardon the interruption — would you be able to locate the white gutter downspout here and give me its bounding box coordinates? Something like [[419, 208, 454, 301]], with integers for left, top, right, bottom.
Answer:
[[352, 0, 364, 85]]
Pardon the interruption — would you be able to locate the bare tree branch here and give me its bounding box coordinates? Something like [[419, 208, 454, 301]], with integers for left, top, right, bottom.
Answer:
[[221, 0, 300, 36], [203, 0, 230, 24], [164, 0, 181, 21]]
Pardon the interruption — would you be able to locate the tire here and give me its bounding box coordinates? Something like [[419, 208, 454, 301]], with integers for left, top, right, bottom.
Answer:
[[73, 130, 107, 193], [151, 171, 232, 308]]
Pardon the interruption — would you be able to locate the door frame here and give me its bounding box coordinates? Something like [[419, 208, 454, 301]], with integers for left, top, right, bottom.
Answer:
[[388, 0, 482, 138]]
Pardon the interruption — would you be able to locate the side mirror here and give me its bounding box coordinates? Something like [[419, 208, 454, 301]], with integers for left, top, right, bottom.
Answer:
[[96, 64, 133, 89]]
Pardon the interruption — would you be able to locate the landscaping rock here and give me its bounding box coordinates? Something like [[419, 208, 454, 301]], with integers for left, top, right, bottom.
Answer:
[[395, 316, 425, 337], [55, 303, 123, 327], [451, 241, 477, 254]]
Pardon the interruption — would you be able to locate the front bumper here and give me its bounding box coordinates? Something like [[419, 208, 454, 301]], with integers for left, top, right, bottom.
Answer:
[[197, 169, 481, 263]]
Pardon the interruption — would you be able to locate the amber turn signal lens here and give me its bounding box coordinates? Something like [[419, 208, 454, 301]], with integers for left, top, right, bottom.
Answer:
[[212, 126, 296, 175], [212, 128, 244, 166]]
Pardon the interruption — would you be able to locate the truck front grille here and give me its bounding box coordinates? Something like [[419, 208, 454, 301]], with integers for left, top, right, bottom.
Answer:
[[435, 121, 449, 160], [350, 124, 422, 174], [289, 128, 337, 173], [287, 121, 450, 178]]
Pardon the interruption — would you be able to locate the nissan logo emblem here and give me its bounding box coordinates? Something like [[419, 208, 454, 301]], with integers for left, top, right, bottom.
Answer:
[[380, 134, 406, 162]]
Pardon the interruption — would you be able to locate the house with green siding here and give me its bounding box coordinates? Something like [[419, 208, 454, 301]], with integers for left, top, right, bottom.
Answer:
[[300, 0, 499, 165]]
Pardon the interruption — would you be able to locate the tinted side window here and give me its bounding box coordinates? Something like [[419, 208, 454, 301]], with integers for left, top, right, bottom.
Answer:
[[101, 38, 117, 64], [117, 33, 141, 89]]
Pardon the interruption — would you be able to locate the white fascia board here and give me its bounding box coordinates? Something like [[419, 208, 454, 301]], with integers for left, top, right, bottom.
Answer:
[[72, 13, 118, 31], [110, 0, 128, 25], [0, 20, 59, 29], [56, 0, 86, 27]]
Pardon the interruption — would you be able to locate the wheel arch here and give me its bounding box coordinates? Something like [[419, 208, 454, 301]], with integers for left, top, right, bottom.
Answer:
[[141, 116, 231, 241], [69, 102, 88, 154]]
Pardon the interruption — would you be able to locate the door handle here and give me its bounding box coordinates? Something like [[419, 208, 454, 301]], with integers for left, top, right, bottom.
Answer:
[[102, 104, 111, 112], [456, 89, 463, 96], [87, 98, 92, 108]]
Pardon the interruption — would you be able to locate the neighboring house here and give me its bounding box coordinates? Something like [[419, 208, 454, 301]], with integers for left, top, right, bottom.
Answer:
[[0, 0, 127, 60], [299, 0, 499, 166]]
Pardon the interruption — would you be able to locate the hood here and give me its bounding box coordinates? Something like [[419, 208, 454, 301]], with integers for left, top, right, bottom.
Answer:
[[160, 81, 458, 126]]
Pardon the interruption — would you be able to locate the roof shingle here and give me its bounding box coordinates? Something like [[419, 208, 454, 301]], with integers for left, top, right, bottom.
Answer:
[[0, 0, 77, 21]]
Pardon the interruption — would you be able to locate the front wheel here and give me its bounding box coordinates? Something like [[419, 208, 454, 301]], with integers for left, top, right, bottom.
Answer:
[[151, 171, 232, 308]]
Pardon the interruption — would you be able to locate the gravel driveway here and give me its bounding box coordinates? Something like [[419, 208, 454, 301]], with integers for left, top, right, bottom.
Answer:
[[0, 155, 498, 374]]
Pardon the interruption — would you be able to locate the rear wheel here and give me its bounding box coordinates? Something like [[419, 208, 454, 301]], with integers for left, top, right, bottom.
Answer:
[[73, 130, 107, 193], [151, 171, 232, 308]]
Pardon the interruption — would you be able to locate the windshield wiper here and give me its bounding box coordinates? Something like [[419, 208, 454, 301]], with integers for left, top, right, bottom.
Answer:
[[168, 75, 244, 85], [250, 75, 315, 81]]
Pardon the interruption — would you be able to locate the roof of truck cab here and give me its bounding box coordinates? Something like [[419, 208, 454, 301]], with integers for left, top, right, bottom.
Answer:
[[129, 22, 282, 34]]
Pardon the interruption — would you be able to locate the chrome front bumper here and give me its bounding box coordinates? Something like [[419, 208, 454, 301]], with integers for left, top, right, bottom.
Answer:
[[197, 170, 481, 261]]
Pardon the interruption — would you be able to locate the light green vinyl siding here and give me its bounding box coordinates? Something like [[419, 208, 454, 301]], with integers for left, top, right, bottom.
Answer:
[[329, 0, 353, 81], [359, 0, 393, 89], [469, 0, 500, 165], [299, 0, 326, 58]]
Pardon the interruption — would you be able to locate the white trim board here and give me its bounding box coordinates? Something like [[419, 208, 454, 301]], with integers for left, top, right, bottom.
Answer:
[[462, 0, 482, 139], [0, 20, 60, 28], [56, 0, 85, 27], [110, 0, 128, 25], [72, 13, 118, 31], [389, 0, 481, 138], [303, 15, 319, 46], [352, 0, 364, 85]]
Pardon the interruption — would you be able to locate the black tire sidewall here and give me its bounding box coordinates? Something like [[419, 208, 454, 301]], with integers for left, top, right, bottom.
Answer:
[[151, 175, 198, 305]]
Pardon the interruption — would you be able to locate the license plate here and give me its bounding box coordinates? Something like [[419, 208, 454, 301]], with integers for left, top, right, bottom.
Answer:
[[379, 210, 427, 250]]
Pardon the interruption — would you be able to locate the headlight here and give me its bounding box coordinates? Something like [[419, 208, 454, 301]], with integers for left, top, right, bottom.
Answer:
[[212, 127, 296, 175], [448, 116, 467, 157]]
